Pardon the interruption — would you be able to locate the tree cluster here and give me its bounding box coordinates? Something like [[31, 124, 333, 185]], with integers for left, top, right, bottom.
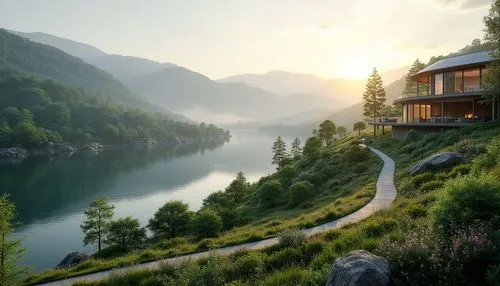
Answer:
[[0, 72, 228, 148]]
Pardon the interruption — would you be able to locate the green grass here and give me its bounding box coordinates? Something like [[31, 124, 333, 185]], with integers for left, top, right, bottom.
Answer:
[[69, 121, 500, 286], [24, 133, 383, 285]]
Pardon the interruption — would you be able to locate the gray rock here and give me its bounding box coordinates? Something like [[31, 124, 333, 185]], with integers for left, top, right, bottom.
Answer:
[[410, 152, 464, 175], [326, 250, 390, 286], [0, 147, 29, 163], [56, 252, 89, 269], [52, 143, 77, 154]]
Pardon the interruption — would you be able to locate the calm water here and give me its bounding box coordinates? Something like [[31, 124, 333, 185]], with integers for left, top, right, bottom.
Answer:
[[0, 131, 285, 271]]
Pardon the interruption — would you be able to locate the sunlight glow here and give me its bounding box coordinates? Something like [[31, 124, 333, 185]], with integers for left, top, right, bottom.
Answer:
[[344, 59, 372, 79]]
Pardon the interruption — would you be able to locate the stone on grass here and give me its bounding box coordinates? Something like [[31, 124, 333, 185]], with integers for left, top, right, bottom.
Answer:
[[410, 152, 464, 175], [326, 250, 390, 286], [56, 252, 89, 269]]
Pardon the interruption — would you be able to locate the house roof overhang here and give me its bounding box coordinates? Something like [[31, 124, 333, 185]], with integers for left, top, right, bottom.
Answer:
[[412, 51, 494, 83]]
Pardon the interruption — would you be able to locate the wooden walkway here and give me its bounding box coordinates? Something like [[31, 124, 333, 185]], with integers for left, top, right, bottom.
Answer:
[[39, 146, 397, 286]]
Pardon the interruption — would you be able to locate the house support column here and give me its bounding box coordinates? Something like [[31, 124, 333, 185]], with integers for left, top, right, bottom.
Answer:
[[441, 101, 444, 123], [382, 125, 385, 135], [472, 99, 475, 120]]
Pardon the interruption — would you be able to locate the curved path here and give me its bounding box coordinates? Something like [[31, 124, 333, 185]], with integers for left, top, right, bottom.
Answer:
[[39, 146, 396, 286]]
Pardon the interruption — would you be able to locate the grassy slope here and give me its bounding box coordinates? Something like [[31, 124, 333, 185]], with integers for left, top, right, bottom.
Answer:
[[63, 121, 500, 286], [24, 134, 383, 285]]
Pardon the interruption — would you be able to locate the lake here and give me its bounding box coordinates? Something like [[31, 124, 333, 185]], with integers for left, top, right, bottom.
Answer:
[[0, 131, 290, 271]]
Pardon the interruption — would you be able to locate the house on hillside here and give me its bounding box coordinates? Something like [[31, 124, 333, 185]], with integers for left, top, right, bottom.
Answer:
[[370, 51, 497, 140]]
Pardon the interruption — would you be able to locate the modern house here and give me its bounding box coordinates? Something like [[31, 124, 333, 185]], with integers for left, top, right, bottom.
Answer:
[[371, 51, 496, 140]]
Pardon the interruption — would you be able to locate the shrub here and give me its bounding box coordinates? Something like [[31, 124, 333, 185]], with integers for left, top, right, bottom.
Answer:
[[261, 268, 322, 286], [148, 200, 193, 239], [419, 180, 443, 192], [155, 237, 187, 250], [452, 139, 486, 161], [192, 209, 223, 239], [378, 225, 442, 285], [234, 252, 265, 279], [432, 174, 500, 238], [397, 177, 417, 197], [196, 238, 218, 251], [410, 172, 435, 187], [278, 229, 307, 248], [343, 145, 369, 162], [405, 129, 420, 141], [288, 180, 314, 207], [267, 247, 304, 270], [353, 163, 368, 174], [257, 180, 282, 208], [444, 129, 462, 146], [362, 218, 398, 238]]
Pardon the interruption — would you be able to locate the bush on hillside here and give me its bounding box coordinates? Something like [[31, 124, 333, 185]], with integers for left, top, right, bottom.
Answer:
[[342, 145, 369, 162], [192, 209, 223, 239], [405, 129, 420, 141], [257, 180, 283, 208], [432, 174, 500, 239], [288, 180, 314, 207], [278, 229, 307, 248]]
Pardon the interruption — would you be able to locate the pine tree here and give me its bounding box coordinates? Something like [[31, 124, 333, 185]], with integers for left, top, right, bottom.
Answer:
[[81, 197, 115, 253], [0, 194, 26, 286], [291, 137, 302, 158], [483, 0, 500, 120], [363, 68, 386, 136], [403, 59, 426, 96], [272, 136, 288, 170]]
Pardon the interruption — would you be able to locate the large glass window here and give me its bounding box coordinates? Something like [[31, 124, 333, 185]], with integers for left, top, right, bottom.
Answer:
[[463, 69, 480, 92], [454, 71, 463, 93], [445, 72, 455, 94], [434, 73, 443, 95]]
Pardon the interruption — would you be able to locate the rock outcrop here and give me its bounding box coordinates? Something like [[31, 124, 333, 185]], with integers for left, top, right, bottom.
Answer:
[[326, 250, 390, 286], [56, 252, 89, 269], [410, 152, 464, 175], [0, 147, 29, 163]]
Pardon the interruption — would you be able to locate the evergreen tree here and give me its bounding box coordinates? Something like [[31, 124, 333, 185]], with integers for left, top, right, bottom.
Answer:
[[483, 0, 500, 120], [0, 194, 26, 286], [80, 197, 115, 253], [403, 59, 426, 97], [291, 137, 302, 158], [353, 121, 366, 136], [363, 68, 386, 136], [337, 126, 347, 138], [272, 136, 288, 170], [318, 120, 337, 146]]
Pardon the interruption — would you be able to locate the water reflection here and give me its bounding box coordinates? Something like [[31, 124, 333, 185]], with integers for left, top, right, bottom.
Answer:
[[1, 131, 280, 270]]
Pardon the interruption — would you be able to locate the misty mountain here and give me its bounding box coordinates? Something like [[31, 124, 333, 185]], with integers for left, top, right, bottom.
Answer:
[[12, 30, 175, 81], [0, 29, 188, 121], [218, 68, 407, 105], [125, 67, 345, 123], [260, 76, 406, 135], [218, 71, 327, 96]]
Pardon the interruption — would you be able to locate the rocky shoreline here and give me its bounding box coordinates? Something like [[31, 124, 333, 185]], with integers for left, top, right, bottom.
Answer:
[[0, 135, 229, 164]]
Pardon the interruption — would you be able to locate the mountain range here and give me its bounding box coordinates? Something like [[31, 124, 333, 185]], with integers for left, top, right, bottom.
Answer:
[[9, 29, 407, 126]]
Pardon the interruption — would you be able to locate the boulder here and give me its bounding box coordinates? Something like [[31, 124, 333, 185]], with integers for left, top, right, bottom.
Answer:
[[410, 152, 464, 175], [56, 252, 89, 269], [326, 250, 390, 286], [0, 147, 29, 163], [52, 143, 77, 154]]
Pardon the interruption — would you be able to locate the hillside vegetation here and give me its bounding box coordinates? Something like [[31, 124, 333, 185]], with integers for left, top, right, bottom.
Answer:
[[43, 122, 500, 286], [0, 71, 228, 148], [0, 29, 183, 118], [25, 123, 383, 285]]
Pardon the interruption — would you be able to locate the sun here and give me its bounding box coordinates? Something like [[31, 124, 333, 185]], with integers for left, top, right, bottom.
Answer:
[[344, 59, 372, 79]]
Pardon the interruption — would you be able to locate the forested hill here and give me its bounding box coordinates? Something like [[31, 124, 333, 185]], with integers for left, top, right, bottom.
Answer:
[[0, 71, 229, 148], [0, 29, 182, 119]]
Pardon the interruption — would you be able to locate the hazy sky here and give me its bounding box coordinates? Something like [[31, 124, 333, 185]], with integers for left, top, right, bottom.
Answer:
[[0, 0, 491, 79]]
